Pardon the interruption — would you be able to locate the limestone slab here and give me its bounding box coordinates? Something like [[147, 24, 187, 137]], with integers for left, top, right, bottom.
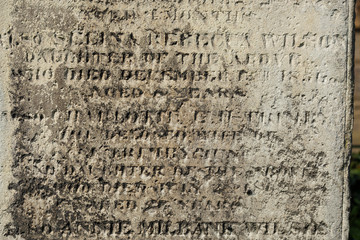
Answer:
[[0, 0, 355, 239]]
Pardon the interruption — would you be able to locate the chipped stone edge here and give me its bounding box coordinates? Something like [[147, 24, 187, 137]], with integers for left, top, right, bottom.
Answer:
[[0, 0, 20, 239], [343, 0, 356, 239]]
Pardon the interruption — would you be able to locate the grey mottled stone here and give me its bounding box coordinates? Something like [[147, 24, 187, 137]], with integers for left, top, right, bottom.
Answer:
[[0, 0, 355, 239]]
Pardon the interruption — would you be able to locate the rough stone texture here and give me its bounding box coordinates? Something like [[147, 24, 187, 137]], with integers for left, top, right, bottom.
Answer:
[[0, 0, 355, 239]]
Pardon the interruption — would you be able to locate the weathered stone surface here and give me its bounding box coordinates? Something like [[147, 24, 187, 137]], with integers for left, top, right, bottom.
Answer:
[[0, 0, 355, 239]]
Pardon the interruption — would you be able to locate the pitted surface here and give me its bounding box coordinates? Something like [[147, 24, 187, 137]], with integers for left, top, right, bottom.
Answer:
[[0, 0, 354, 239]]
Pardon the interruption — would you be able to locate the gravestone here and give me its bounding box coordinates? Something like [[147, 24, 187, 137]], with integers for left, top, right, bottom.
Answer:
[[0, 0, 355, 239]]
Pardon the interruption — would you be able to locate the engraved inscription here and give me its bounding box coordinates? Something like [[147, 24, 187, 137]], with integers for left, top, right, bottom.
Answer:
[[0, 0, 353, 239]]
